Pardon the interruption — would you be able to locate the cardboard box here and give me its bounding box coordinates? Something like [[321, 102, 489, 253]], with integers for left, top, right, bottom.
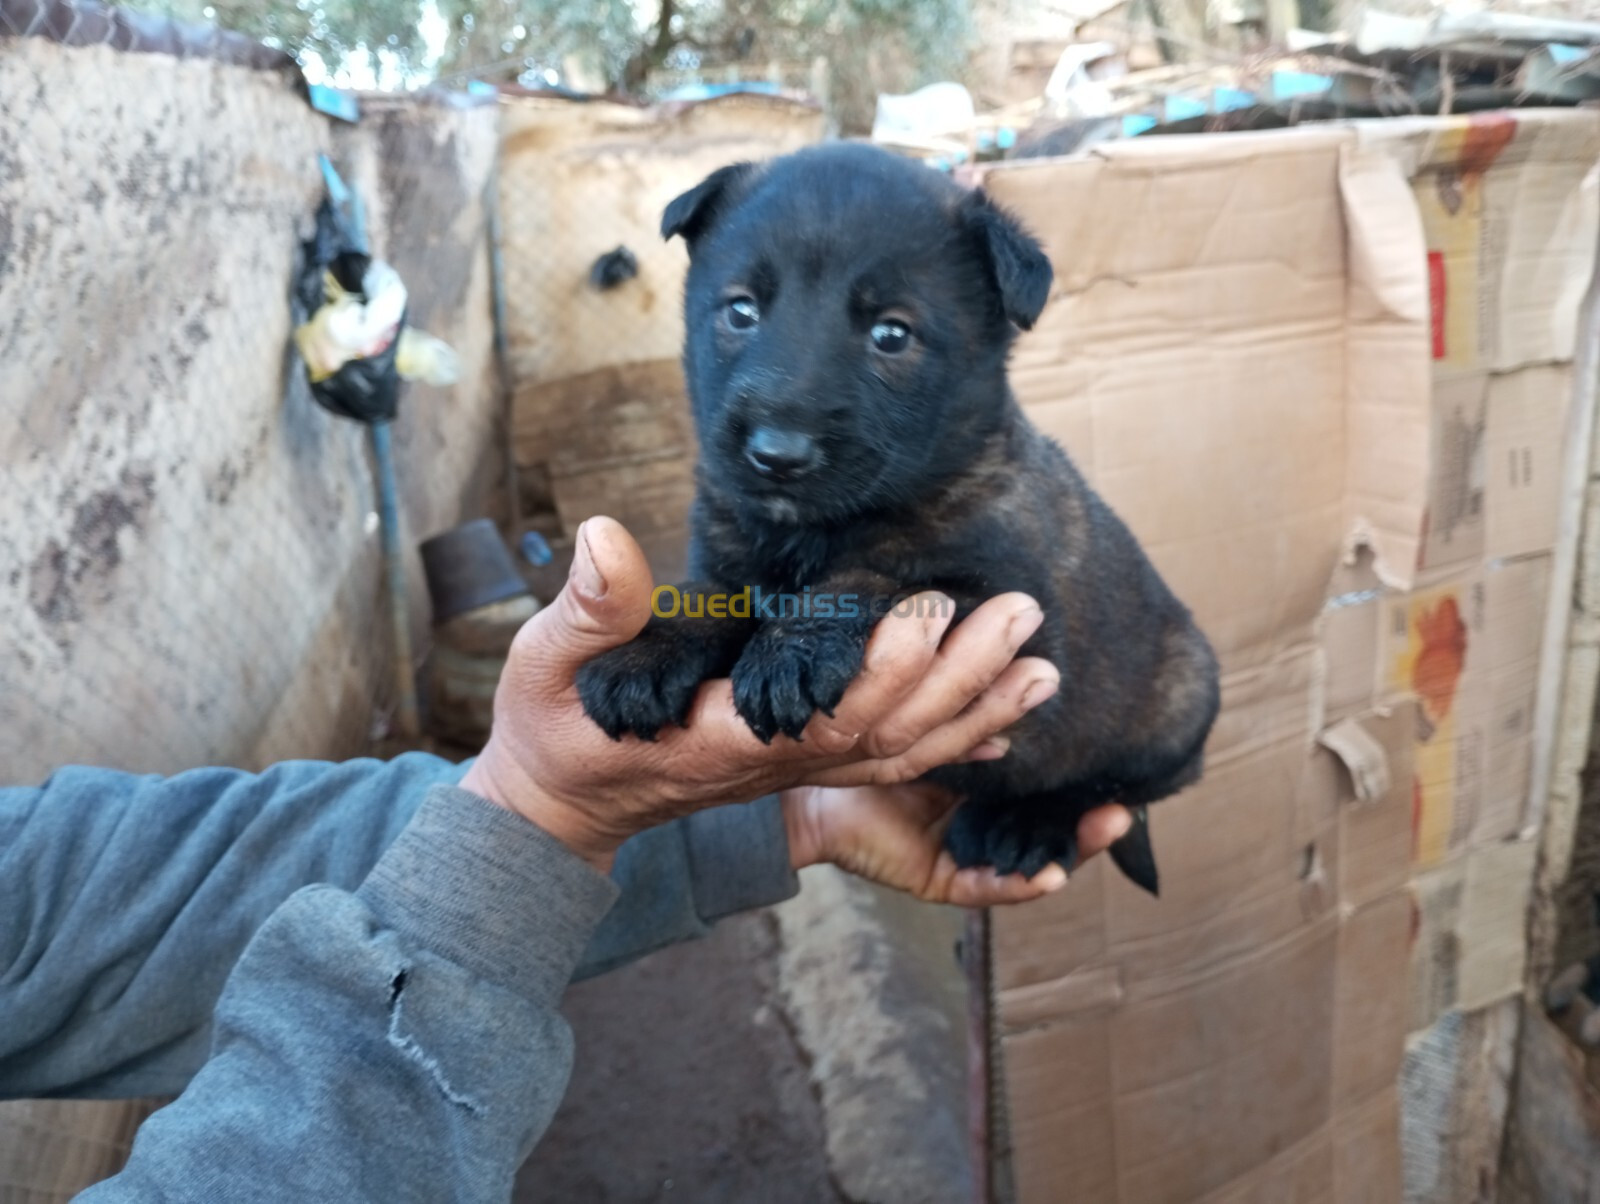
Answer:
[[979, 110, 1596, 1201]]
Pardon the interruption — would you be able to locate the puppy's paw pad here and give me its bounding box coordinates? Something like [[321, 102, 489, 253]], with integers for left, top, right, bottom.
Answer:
[[577, 635, 711, 741]]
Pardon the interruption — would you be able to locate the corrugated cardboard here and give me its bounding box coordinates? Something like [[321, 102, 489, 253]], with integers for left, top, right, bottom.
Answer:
[[1485, 366, 1568, 561], [980, 109, 1596, 1201], [982, 125, 1428, 1201], [0, 1099, 164, 1200], [994, 129, 1360, 678]]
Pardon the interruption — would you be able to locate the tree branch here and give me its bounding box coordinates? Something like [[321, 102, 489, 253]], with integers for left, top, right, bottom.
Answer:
[[619, 0, 681, 91]]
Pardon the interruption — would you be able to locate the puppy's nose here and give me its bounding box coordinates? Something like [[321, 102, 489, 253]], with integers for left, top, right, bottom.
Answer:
[[744, 428, 820, 480]]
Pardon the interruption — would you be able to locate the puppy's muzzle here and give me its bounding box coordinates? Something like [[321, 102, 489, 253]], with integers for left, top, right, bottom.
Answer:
[[744, 427, 821, 481]]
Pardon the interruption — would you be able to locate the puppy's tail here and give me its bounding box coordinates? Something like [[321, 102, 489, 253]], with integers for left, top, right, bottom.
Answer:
[[1108, 805, 1159, 897]]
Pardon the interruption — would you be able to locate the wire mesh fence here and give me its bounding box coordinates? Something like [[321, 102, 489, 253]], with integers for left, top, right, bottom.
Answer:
[[0, 9, 500, 787], [494, 91, 825, 564], [0, 16, 505, 1201]]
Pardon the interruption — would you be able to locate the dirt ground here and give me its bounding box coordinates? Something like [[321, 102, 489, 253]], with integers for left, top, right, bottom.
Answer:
[[515, 911, 845, 1204]]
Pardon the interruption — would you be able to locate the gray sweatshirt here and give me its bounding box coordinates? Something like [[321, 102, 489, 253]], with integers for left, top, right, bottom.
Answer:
[[0, 753, 799, 1201]]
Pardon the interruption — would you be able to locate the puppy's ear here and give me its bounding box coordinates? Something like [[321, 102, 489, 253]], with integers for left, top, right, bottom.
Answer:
[[661, 162, 756, 245], [961, 191, 1054, 331]]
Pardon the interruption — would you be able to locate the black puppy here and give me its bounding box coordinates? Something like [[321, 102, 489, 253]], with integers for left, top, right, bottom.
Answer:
[[577, 143, 1220, 892]]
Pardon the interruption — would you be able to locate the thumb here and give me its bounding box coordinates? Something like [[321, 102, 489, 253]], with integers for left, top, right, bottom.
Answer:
[[514, 517, 655, 693]]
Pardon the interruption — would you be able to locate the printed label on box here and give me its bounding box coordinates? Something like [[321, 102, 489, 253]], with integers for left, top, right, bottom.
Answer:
[[1428, 251, 1446, 360], [1383, 576, 1485, 865]]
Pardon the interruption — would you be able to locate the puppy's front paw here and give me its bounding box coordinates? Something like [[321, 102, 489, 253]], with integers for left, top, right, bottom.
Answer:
[[578, 628, 721, 741], [730, 622, 867, 743], [945, 804, 1079, 880]]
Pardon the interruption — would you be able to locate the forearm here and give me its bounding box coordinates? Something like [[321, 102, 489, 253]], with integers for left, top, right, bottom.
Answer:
[[0, 754, 460, 1098], [78, 786, 619, 1203], [1, 757, 799, 1099]]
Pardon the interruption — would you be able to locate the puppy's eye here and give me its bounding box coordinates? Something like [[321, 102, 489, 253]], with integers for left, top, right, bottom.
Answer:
[[870, 320, 911, 355], [726, 297, 760, 330]]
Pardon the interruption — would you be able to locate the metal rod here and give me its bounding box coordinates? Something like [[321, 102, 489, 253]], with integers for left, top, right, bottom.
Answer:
[[371, 419, 421, 740], [964, 908, 996, 1204], [483, 151, 522, 540]]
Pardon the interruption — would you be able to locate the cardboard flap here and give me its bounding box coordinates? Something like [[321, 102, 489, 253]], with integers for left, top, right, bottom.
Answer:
[[1338, 140, 1432, 592], [1317, 716, 1393, 803]]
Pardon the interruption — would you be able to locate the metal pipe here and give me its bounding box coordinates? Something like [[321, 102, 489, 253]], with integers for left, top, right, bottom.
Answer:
[[483, 146, 522, 539], [964, 908, 996, 1204], [371, 419, 421, 740]]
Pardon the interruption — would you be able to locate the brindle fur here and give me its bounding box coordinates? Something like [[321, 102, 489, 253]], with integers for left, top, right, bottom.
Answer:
[[576, 143, 1220, 891]]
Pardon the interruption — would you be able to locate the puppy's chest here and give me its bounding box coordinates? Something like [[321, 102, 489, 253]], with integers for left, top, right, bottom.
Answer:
[[698, 526, 845, 590]]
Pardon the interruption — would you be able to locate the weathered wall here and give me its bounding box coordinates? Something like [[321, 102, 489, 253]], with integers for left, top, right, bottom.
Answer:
[[0, 40, 500, 784], [0, 30, 499, 1200]]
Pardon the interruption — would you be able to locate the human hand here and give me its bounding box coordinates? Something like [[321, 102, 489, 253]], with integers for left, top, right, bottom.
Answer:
[[459, 517, 1060, 871], [781, 783, 1133, 905]]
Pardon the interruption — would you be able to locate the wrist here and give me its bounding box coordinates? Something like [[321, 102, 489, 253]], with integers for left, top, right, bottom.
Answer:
[[461, 743, 618, 873]]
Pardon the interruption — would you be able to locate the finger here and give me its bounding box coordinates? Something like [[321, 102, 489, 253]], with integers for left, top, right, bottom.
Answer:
[[799, 593, 955, 754], [857, 594, 1042, 760], [957, 736, 1010, 763], [806, 657, 1059, 788], [1077, 804, 1134, 859], [936, 857, 1069, 907], [514, 517, 657, 694]]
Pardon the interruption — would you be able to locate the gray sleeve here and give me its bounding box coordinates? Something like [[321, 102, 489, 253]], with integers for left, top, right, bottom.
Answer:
[[0, 759, 799, 1100], [76, 785, 620, 1204], [0, 754, 460, 1099], [576, 795, 800, 980]]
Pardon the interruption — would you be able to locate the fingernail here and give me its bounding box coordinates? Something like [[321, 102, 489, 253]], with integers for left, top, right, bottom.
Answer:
[[1007, 604, 1044, 647], [1034, 865, 1068, 893], [922, 593, 954, 637], [967, 736, 1010, 761], [572, 522, 608, 600], [1021, 673, 1059, 710], [1110, 807, 1135, 840]]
